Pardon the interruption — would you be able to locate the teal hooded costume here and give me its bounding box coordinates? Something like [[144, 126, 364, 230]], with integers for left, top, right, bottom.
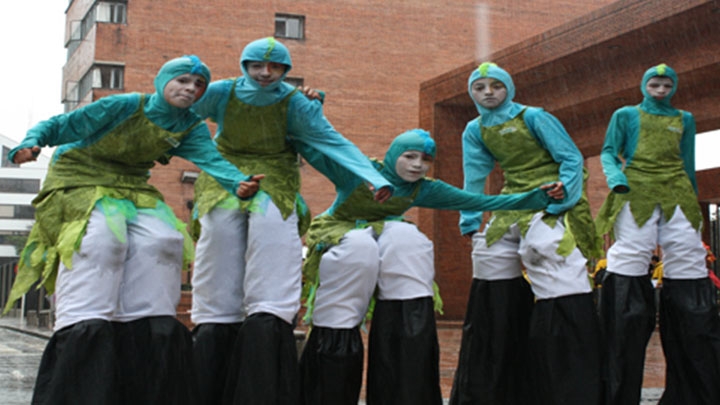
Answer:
[[6, 55, 246, 405], [189, 37, 393, 405], [450, 63, 602, 405], [596, 63, 701, 236], [4, 55, 247, 313], [459, 62, 601, 260], [596, 64, 720, 405], [298, 129, 550, 405]]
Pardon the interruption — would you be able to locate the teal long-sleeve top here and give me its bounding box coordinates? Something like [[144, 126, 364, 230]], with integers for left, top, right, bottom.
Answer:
[[458, 107, 584, 235], [10, 92, 248, 195], [297, 143, 549, 220], [600, 103, 697, 195], [192, 77, 392, 193]]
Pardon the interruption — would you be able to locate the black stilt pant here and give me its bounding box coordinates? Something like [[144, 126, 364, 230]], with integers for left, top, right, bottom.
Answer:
[[299, 325, 364, 405], [114, 316, 197, 405], [222, 312, 300, 404], [32, 319, 118, 405], [599, 273, 656, 405], [659, 277, 720, 405], [192, 322, 243, 405], [449, 277, 534, 405], [528, 292, 602, 405], [366, 296, 442, 405]]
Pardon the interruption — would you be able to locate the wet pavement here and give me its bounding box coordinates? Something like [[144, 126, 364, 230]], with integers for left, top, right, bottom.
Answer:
[[0, 317, 664, 404], [0, 324, 48, 405]]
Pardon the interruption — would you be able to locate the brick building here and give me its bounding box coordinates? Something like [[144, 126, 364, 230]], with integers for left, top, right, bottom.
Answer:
[[58, 0, 718, 320]]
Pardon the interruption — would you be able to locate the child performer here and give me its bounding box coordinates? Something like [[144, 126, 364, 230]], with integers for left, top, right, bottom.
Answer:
[[3, 55, 260, 405], [451, 62, 603, 405], [299, 129, 556, 405], [189, 37, 392, 404], [596, 63, 720, 405]]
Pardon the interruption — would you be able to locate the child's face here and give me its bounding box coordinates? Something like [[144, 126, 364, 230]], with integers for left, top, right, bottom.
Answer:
[[163, 73, 207, 108], [645, 77, 673, 100], [471, 78, 507, 109], [246, 61, 287, 87], [395, 150, 433, 182]]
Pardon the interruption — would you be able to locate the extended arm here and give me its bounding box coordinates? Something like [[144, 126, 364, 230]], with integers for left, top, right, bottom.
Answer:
[[417, 178, 552, 212], [171, 122, 255, 197], [10, 94, 138, 164], [288, 94, 393, 200]]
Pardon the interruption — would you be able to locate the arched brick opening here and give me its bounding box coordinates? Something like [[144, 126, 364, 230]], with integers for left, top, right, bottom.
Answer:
[[418, 0, 720, 320]]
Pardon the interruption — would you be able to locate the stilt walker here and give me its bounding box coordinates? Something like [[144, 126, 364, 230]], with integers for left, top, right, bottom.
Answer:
[[3, 55, 259, 405], [596, 63, 720, 405], [299, 129, 554, 405], [450, 62, 603, 405]]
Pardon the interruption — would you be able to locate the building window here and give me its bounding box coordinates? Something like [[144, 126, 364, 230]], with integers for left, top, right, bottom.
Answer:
[[96, 2, 127, 24], [275, 14, 305, 39], [2, 147, 19, 168], [68, 0, 127, 55], [0, 178, 41, 194], [284, 77, 304, 88], [0, 205, 35, 219], [78, 64, 125, 100]]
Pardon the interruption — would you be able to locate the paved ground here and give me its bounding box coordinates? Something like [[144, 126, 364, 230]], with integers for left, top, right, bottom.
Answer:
[[0, 324, 47, 405], [0, 316, 664, 404]]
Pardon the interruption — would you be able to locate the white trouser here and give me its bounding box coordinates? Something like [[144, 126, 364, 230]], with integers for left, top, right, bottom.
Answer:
[[191, 203, 303, 325], [607, 203, 706, 279], [471, 212, 592, 300], [312, 221, 435, 328], [54, 207, 184, 331]]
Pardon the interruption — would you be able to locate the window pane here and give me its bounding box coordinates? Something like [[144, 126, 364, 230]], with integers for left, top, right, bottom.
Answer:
[[92, 68, 102, 88], [0, 178, 41, 193], [275, 20, 287, 37], [287, 19, 300, 38], [96, 3, 111, 22]]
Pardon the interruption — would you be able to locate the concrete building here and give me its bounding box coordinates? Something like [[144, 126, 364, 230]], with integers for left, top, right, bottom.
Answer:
[[0, 134, 49, 263]]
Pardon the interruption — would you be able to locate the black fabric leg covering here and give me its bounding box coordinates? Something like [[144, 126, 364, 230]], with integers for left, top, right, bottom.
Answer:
[[528, 292, 602, 405], [114, 316, 197, 405], [659, 278, 720, 405], [366, 297, 442, 405], [449, 277, 534, 405], [32, 319, 118, 405], [192, 322, 243, 405], [599, 273, 656, 405], [222, 312, 300, 404], [299, 326, 364, 405]]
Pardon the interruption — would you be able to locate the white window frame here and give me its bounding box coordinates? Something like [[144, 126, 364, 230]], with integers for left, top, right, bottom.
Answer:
[[275, 14, 305, 39]]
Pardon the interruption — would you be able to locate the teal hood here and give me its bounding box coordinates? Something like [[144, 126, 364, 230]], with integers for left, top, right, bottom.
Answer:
[[381, 129, 436, 188], [639, 63, 679, 116], [467, 62, 525, 126], [239, 37, 292, 92], [147, 54, 211, 128]]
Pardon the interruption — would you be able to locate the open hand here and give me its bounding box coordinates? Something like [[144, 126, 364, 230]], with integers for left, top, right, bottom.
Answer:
[[237, 174, 265, 198]]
